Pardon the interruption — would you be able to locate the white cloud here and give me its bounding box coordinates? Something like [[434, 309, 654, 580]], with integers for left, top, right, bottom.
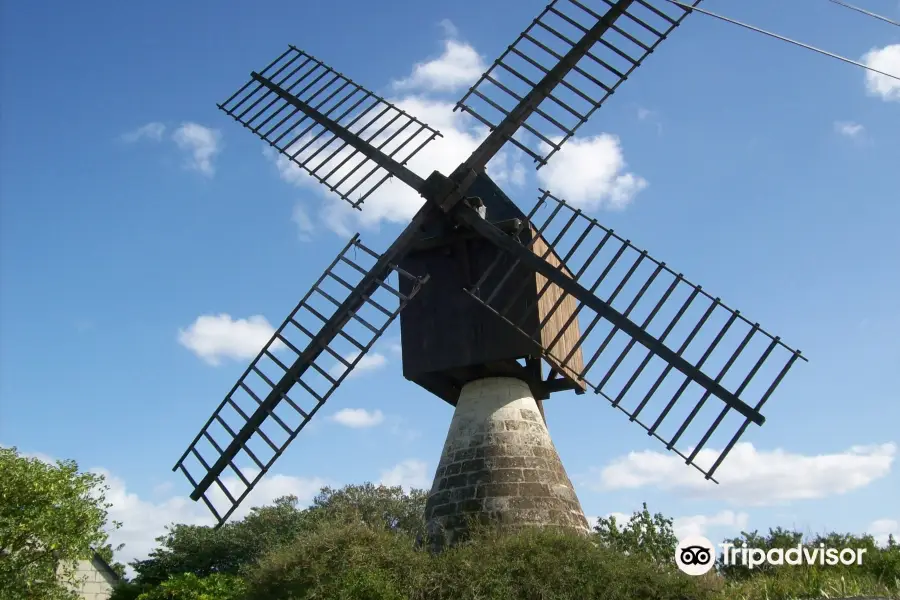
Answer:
[[379, 459, 430, 490], [488, 149, 527, 188], [537, 134, 648, 211], [291, 203, 315, 242], [328, 351, 388, 379], [590, 442, 895, 506], [868, 518, 899, 546], [172, 122, 222, 177], [151, 481, 174, 497], [673, 510, 749, 540], [178, 313, 279, 366], [862, 44, 900, 102], [121, 122, 165, 143], [330, 408, 385, 428], [19, 449, 56, 464], [636, 107, 663, 135], [594, 512, 630, 528], [438, 18, 459, 39], [392, 39, 486, 93], [355, 353, 388, 373], [834, 121, 864, 138], [388, 416, 422, 442]]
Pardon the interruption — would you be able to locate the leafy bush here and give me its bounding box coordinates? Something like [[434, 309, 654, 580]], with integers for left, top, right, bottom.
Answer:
[[129, 484, 427, 587], [717, 528, 900, 599], [244, 519, 709, 600], [130, 495, 310, 585], [124, 573, 245, 600], [111, 482, 900, 600]]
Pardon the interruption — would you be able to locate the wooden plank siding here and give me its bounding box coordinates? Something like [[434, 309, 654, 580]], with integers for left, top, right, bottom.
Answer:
[[530, 229, 587, 392]]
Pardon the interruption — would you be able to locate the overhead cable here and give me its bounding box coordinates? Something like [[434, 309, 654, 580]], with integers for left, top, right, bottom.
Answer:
[[666, 0, 900, 83], [827, 0, 900, 28]]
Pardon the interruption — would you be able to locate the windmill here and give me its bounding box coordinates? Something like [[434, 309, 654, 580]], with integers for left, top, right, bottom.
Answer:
[[174, 0, 805, 547]]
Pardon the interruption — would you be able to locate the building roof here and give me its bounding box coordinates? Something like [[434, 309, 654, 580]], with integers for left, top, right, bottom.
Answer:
[[89, 548, 122, 584]]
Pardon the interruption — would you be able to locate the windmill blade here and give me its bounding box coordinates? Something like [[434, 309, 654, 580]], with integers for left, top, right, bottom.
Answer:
[[173, 235, 428, 525], [219, 46, 442, 210], [456, 191, 804, 481], [457, 0, 700, 170]]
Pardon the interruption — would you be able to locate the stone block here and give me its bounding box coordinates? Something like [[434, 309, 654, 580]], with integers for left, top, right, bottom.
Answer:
[[492, 468, 525, 483], [423, 377, 589, 548], [460, 458, 486, 473], [466, 470, 493, 486]]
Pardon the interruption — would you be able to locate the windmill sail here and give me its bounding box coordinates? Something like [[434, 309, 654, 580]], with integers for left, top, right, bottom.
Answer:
[[219, 46, 442, 209], [173, 235, 428, 525], [457, 0, 701, 168], [459, 190, 804, 480]]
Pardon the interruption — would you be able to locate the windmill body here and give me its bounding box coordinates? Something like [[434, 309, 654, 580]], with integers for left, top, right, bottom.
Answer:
[[423, 377, 588, 548], [397, 175, 590, 543], [173, 0, 806, 546], [397, 171, 584, 405]]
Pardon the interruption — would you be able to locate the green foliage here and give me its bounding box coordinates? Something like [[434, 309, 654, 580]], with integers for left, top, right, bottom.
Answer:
[[0, 446, 120, 600], [244, 520, 710, 600], [592, 502, 679, 567], [719, 566, 900, 600], [131, 484, 426, 586], [131, 495, 307, 585], [110, 483, 900, 600], [717, 527, 900, 599], [306, 483, 428, 538], [127, 573, 245, 600], [110, 581, 155, 600], [96, 541, 128, 579], [717, 527, 804, 581]]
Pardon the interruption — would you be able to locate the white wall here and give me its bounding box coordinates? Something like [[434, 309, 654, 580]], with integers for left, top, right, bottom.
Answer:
[[64, 557, 117, 600]]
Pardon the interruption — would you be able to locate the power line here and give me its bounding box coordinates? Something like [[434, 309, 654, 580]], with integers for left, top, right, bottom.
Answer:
[[827, 0, 900, 28], [666, 0, 900, 83]]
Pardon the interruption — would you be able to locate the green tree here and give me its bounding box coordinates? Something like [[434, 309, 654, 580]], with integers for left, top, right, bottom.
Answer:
[[96, 541, 128, 579], [130, 484, 427, 586], [131, 495, 306, 586], [592, 502, 679, 567], [0, 446, 121, 600], [133, 573, 245, 600], [306, 483, 427, 536]]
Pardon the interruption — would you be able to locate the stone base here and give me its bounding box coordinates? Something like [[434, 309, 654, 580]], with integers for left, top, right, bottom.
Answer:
[[422, 377, 588, 549]]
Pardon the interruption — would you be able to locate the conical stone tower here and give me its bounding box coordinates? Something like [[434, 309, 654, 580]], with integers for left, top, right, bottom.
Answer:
[[423, 377, 589, 548]]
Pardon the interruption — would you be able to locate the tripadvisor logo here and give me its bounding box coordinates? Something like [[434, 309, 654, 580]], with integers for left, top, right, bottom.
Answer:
[[676, 536, 716, 575], [674, 536, 869, 576], [721, 542, 867, 569]]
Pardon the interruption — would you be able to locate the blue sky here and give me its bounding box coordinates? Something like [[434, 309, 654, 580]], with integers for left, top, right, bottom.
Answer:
[[1, 0, 898, 566]]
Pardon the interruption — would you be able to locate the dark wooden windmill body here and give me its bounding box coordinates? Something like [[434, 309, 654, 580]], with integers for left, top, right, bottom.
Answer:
[[172, 0, 806, 544], [397, 171, 585, 406]]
